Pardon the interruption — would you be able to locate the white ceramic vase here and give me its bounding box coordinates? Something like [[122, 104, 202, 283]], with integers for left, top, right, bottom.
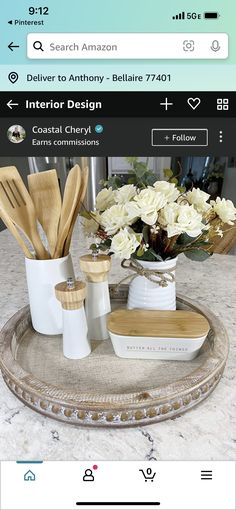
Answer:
[[25, 254, 75, 335], [127, 257, 178, 311]]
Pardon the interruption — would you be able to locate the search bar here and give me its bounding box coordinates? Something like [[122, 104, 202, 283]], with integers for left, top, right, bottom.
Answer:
[[27, 33, 228, 59]]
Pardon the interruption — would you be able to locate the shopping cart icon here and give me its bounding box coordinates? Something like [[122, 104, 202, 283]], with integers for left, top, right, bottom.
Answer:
[[139, 468, 156, 482]]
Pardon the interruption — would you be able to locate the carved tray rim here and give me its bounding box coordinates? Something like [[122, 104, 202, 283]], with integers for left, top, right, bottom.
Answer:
[[0, 285, 229, 427]]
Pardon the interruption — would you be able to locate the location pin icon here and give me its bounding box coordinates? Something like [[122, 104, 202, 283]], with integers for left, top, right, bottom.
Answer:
[[8, 72, 19, 84]]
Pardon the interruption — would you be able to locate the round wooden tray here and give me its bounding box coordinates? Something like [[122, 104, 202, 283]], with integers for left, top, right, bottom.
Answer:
[[0, 285, 229, 428]]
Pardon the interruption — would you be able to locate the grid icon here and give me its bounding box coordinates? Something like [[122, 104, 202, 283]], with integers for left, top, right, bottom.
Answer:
[[216, 98, 229, 111]]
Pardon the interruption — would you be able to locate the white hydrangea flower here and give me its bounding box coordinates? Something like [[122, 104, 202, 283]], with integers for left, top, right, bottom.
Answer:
[[95, 187, 115, 211], [100, 204, 130, 235], [210, 197, 236, 225], [111, 228, 141, 259], [114, 184, 137, 204], [186, 188, 211, 213], [153, 181, 180, 202], [133, 188, 167, 226]]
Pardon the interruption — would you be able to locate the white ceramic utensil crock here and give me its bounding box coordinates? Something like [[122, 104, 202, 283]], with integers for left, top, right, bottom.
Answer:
[[25, 254, 75, 335]]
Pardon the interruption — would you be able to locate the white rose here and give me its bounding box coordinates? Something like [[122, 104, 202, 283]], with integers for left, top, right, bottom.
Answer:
[[210, 197, 236, 225], [111, 228, 140, 259], [124, 201, 141, 223], [153, 181, 180, 202], [114, 184, 137, 204], [133, 188, 167, 225], [159, 203, 206, 238], [175, 204, 206, 238], [96, 187, 115, 211], [100, 204, 130, 235], [158, 202, 180, 227], [187, 188, 211, 213]]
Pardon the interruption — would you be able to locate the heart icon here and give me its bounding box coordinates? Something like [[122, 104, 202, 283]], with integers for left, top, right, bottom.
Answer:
[[187, 97, 201, 110]]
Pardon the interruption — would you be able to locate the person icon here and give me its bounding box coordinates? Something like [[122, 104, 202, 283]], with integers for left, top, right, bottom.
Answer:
[[83, 468, 94, 482]]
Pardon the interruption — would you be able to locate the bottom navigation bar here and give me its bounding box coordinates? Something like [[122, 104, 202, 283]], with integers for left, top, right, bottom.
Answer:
[[0, 461, 235, 510]]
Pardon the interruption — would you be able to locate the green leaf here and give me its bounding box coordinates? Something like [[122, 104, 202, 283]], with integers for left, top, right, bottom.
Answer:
[[170, 177, 178, 185], [137, 246, 145, 257], [148, 248, 164, 261], [146, 173, 157, 186], [177, 186, 186, 193], [126, 157, 138, 166], [142, 225, 150, 244], [164, 168, 173, 178], [134, 163, 147, 179], [135, 249, 156, 261], [184, 249, 212, 261], [104, 176, 122, 190], [177, 233, 198, 246], [127, 177, 136, 184], [89, 243, 99, 252]]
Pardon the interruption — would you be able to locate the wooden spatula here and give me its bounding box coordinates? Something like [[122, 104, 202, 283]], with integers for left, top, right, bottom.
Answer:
[[0, 166, 49, 259], [63, 166, 89, 256], [53, 165, 81, 259], [0, 207, 34, 258], [28, 169, 62, 257]]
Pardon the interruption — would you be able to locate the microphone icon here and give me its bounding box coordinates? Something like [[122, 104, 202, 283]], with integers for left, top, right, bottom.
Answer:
[[211, 40, 220, 52]]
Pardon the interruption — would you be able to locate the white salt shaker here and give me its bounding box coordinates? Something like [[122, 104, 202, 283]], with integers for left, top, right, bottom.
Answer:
[[55, 278, 91, 359], [79, 254, 111, 341]]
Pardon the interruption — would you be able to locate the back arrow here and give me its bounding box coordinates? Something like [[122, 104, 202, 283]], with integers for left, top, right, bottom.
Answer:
[[7, 100, 19, 109], [8, 42, 20, 51]]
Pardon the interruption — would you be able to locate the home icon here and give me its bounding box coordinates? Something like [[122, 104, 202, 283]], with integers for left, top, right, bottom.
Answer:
[[24, 470, 36, 481]]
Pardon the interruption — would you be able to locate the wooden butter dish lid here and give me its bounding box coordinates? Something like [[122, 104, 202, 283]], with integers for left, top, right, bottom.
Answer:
[[107, 309, 210, 339]]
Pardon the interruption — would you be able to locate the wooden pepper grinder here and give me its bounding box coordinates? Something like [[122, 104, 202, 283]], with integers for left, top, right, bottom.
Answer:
[[55, 278, 91, 359], [79, 254, 111, 341]]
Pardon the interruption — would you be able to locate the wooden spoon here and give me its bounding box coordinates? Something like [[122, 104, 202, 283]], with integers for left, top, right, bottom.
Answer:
[[0, 207, 34, 258], [53, 165, 81, 259], [0, 166, 50, 259], [63, 166, 89, 256], [28, 169, 62, 257]]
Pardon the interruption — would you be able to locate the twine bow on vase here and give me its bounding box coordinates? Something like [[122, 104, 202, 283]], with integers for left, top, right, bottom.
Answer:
[[119, 256, 178, 311], [120, 258, 176, 287]]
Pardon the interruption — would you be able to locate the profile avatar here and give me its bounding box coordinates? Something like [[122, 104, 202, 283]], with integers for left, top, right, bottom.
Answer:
[[7, 125, 26, 144]]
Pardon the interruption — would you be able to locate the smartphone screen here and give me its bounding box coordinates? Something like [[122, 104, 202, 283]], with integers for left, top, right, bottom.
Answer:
[[0, 1, 235, 509]]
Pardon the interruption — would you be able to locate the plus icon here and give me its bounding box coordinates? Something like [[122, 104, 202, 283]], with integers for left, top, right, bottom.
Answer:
[[160, 97, 173, 111]]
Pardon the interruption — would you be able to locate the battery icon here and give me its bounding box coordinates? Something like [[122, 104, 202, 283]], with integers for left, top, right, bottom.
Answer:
[[204, 12, 219, 19]]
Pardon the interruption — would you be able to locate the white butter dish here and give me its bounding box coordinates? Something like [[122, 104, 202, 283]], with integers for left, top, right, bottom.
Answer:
[[107, 309, 210, 361]]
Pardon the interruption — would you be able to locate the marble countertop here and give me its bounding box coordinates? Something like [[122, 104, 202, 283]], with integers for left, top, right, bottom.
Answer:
[[0, 225, 235, 462]]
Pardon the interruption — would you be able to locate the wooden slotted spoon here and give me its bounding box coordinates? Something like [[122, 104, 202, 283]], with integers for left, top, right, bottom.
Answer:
[[28, 169, 62, 257], [53, 164, 81, 259], [0, 207, 34, 258], [0, 166, 50, 259], [63, 166, 89, 256]]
